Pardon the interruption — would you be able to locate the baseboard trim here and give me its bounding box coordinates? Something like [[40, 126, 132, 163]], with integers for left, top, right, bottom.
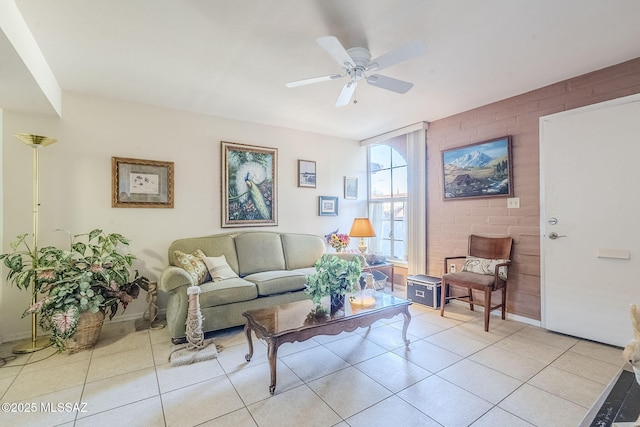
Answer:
[[0, 309, 168, 345], [447, 300, 541, 327]]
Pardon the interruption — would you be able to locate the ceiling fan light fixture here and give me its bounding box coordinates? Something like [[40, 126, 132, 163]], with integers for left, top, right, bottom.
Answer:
[[286, 36, 426, 107]]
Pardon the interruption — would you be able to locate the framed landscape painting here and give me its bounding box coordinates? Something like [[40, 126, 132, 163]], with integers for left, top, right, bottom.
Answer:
[[222, 141, 277, 227], [442, 136, 513, 200]]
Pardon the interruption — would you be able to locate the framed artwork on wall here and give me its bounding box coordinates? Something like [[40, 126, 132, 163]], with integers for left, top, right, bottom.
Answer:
[[221, 141, 278, 227], [112, 157, 174, 208], [442, 136, 513, 200], [298, 159, 316, 188], [318, 196, 338, 216], [344, 176, 358, 199]]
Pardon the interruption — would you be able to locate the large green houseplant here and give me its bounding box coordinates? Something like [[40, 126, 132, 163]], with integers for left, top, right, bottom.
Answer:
[[305, 254, 362, 312], [1, 229, 148, 351]]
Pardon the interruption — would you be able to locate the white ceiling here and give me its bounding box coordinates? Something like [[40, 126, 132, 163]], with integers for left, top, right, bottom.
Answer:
[[3, 0, 640, 141]]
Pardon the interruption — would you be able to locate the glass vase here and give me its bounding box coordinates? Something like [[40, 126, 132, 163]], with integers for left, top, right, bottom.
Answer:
[[330, 293, 345, 314]]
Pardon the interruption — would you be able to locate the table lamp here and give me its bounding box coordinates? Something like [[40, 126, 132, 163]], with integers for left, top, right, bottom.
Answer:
[[349, 217, 376, 255]]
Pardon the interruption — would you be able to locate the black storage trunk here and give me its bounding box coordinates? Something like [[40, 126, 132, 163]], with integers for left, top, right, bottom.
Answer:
[[406, 275, 444, 309]]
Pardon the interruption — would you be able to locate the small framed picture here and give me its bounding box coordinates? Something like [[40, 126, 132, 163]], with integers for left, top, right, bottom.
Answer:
[[344, 176, 358, 199], [298, 160, 316, 188], [318, 196, 338, 216], [112, 157, 174, 208]]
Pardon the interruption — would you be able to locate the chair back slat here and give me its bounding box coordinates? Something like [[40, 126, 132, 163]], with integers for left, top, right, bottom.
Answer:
[[468, 235, 512, 259]]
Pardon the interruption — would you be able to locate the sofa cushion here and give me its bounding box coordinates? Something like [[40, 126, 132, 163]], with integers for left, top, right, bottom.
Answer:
[[292, 267, 316, 277], [203, 255, 239, 281], [243, 270, 307, 296], [173, 250, 211, 284], [198, 277, 258, 308], [281, 233, 325, 270], [235, 232, 286, 276], [169, 234, 240, 274]]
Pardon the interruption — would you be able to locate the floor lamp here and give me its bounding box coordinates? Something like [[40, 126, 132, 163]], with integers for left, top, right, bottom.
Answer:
[[12, 133, 57, 354]]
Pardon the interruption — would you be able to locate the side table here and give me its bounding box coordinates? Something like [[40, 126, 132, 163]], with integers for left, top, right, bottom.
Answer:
[[363, 262, 395, 291]]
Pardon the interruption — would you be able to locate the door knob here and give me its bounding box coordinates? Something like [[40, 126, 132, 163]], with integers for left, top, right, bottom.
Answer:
[[548, 232, 566, 240]]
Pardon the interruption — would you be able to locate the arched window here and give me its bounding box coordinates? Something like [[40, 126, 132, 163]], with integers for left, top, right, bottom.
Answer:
[[368, 136, 407, 260]]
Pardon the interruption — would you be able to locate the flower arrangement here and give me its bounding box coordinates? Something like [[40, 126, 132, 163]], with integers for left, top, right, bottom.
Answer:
[[0, 229, 148, 351], [324, 229, 350, 252]]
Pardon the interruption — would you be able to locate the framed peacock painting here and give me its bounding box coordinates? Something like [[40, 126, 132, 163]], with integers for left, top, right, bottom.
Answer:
[[221, 141, 278, 227]]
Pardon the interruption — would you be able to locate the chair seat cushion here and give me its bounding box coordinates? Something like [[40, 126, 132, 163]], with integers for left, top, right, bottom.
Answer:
[[443, 271, 497, 288]]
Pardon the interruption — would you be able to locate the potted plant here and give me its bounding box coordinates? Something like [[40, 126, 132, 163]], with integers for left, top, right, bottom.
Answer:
[[1, 229, 148, 352], [305, 254, 362, 314]]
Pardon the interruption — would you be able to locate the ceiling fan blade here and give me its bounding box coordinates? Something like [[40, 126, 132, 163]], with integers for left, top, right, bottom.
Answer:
[[286, 74, 342, 88], [335, 81, 356, 107], [317, 36, 355, 69], [368, 39, 427, 72], [366, 74, 414, 94]]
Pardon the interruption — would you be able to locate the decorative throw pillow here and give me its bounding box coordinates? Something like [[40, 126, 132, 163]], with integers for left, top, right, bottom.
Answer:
[[462, 256, 509, 280], [174, 249, 211, 284], [202, 255, 238, 281]]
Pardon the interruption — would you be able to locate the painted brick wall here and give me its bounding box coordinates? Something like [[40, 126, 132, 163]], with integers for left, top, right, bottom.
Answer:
[[426, 57, 640, 321]]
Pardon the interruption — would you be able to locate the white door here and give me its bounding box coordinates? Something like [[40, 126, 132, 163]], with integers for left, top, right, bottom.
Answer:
[[540, 94, 640, 347]]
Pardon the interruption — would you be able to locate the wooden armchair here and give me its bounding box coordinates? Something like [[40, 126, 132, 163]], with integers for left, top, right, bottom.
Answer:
[[440, 235, 513, 331]]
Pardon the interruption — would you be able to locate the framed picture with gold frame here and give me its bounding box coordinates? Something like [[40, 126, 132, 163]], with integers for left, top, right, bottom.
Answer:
[[112, 157, 174, 208], [222, 141, 278, 227], [442, 136, 513, 200]]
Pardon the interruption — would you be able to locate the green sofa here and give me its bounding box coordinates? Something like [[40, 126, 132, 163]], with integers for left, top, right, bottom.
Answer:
[[159, 231, 326, 343]]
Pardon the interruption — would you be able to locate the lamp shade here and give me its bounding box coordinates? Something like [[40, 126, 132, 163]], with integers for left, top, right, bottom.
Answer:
[[349, 217, 376, 238], [13, 133, 57, 147]]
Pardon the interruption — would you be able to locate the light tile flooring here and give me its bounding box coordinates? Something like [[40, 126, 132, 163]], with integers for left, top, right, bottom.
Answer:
[[0, 286, 626, 427]]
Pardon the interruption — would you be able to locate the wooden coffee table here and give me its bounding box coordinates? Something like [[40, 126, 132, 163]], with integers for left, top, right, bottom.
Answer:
[[242, 291, 411, 394]]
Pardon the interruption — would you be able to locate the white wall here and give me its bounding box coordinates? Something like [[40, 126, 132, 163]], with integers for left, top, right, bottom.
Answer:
[[1, 92, 367, 342]]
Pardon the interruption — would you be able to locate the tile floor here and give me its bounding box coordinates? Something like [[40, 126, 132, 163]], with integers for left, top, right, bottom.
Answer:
[[0, 285, 626, 427]]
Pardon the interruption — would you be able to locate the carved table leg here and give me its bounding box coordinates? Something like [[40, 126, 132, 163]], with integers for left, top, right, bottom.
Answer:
[[266, 338, 278, 395], [402, 308, 412, 346], [244, 324, 254, 362]]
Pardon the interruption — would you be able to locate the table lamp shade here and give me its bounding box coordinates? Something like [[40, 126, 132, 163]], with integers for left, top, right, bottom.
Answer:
[[349, 217, 376, 237], [349, 218, 375, 254]]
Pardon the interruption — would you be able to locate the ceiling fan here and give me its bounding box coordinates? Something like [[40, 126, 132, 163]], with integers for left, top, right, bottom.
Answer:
[[286, 36, 427, 107]]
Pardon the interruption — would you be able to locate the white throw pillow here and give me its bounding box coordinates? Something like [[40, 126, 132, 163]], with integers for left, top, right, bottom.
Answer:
[[462, 256, 509, 280], [203, 255, 239, 281]]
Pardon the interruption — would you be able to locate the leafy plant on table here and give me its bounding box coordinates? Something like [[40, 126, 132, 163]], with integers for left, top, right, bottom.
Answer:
[[305, 254, 362, 307]]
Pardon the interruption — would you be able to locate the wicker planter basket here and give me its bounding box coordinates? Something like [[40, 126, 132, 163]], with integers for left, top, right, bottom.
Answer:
[[64, 310, 105, 353]]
